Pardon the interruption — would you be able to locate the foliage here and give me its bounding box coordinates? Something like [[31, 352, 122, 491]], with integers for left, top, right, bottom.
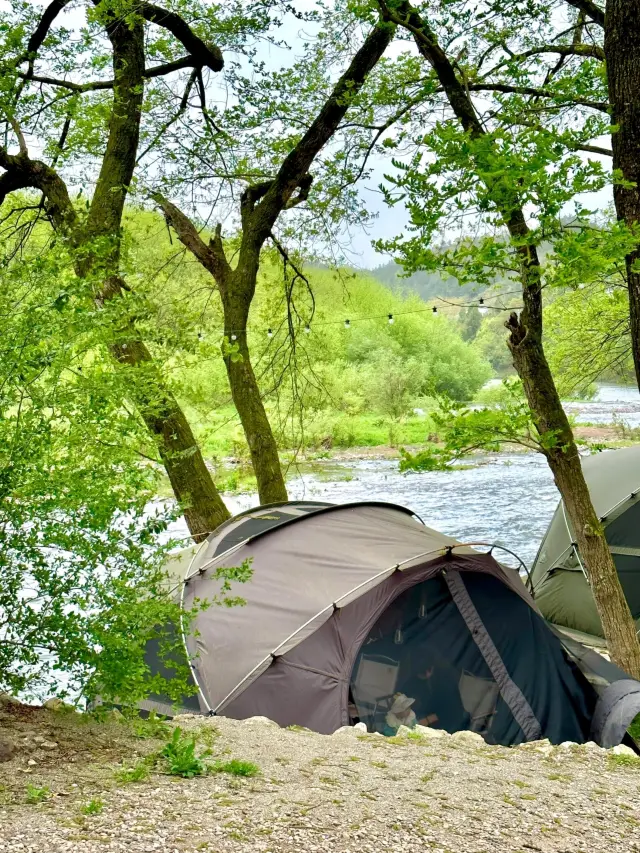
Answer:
[[0, 240, 249, 704], [399, 380, 545, 472], [25, 784, 50, 804], [81, 798, 104, 815], [114, 759, 151, 784], [211, 758, 260, 778], [161, 727, 208, 778], [607, 753, 640, 770]]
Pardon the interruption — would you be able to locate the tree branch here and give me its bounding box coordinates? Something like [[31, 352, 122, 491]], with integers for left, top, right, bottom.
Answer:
[[151, 192, 231, 285], [564, 0, 605, 28], [465, 83, 609, 112], [138, 4, 223, 72], [240, 19, 395, 258], [0, 147, 78, 237]]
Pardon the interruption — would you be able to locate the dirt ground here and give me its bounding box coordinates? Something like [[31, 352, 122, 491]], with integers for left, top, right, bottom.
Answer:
[[2, 701, 640, 853]]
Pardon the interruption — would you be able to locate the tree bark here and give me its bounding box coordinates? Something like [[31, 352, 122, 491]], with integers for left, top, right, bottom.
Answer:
[[111, 331, 230, 539], [605, 1, 640, 391], [222, 275, 287, 504], [382, 0, 640, 678]]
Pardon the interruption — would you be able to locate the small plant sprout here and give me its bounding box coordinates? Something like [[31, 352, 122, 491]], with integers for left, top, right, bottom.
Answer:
[[25, 784, 50, 804]]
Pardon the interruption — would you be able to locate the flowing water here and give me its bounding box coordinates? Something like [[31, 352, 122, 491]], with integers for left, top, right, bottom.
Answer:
[[168, 384, 640, 570]]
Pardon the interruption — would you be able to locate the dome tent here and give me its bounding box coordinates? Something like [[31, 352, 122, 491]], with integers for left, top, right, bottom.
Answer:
[[531, 446, 640, 643], [149, 501, 640, 749]]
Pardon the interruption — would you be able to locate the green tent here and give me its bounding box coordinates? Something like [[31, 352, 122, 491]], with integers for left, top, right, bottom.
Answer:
[[531, 446, 640, 643]]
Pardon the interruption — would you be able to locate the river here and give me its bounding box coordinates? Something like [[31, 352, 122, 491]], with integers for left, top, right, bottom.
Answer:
[[168, 384, 640, 570]]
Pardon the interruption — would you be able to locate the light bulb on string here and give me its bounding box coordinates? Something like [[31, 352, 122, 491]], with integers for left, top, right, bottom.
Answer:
[[388, 313, 394, 325], [432, 306, 438, 314], [344, 319, 351, 329], [304, 324, 311, 334], [231, 334, 237, 341], [267, 328, 273, 338], [478, 297, 489, 316]]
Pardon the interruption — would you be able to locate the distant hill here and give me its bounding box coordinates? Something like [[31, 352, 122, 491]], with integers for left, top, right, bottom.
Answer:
[[367, 260, 480, 301]]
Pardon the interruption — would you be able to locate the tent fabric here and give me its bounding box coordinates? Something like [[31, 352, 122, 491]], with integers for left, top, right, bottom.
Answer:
[[182, 503, 468, 711], [144, 499, 640, 748], [531, 447, 640, 639]]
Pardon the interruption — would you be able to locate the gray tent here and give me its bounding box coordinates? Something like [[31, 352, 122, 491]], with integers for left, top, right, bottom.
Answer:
[[531, 446, 640, 642], [147, 500, 640, 748]]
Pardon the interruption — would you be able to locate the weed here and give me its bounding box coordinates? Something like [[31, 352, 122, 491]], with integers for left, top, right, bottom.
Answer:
[[161, 727, 207, 778], [132, 711, 171, 740], [513, 780, 529, 788], [547, 773, 572, 782], [212, 759, 260, 778], [25, 784, 50, 804], [607, 753, 640, 770], [370, 760, 388, 769], [115, 759, 151, 783], [81, 799, 104, 816], [421, 772, 435, 782]]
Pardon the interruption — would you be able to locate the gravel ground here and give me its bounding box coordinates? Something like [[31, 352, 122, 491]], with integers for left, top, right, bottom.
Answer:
[[1, 702, 640, 853]]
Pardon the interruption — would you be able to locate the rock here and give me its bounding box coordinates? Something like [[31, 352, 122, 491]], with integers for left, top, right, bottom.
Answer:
[[0, 693, 21, 708], [414, 724, 448, 739], [33, 736, 45, 745], [171, 713, 201, 722], [520, 738, 552, 753], [451, 730, 485, 747], [611, 744, 636, 756], [558, 741, 578, 749], [41, 741, 58, 750], [43, 697, 73, 712], [242, 716, 279, 727], [354, 722, 367, 733], [333, 725, 359, 737], [104, 708, 124, 723], [0, 739, 15, 762], [584, 741, 603, 753], [27, 758, 36, 766]]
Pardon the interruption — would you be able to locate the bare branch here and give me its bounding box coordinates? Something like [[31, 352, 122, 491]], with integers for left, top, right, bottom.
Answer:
[[139, 4, 224, 72]]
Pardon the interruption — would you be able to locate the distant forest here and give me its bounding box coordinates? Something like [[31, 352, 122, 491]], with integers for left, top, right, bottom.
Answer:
[[367, 261, 483, 301]]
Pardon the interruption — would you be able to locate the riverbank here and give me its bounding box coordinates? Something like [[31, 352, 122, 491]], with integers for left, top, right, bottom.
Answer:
[[1, 700, 639, 853]]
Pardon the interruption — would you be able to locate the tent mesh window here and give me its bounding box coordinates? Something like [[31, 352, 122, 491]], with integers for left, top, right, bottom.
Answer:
[[351, 576, 502, 741], [350, 573, 595, 746]]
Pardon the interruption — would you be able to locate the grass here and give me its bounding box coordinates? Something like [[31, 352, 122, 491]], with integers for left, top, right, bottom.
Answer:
[[607, 753, 640, 770], [211, 759, 260, 778], [115, 759, 151, 784]]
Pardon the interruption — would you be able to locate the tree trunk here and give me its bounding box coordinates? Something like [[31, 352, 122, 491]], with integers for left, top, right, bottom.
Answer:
[[382, 0, 640, 678], [605, 0, 640, 390], [507, 289, 640, 679], [81, 17, 230, 538], [111, 334, 229, 540], [222, 275, 287, 504]]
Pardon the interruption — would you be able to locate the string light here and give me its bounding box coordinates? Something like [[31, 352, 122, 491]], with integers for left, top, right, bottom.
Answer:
[[222, 297, 520, 338]]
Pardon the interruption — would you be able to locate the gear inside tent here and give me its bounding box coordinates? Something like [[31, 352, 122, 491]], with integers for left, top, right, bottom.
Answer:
[[146, 501, 640, 748], [531, 446, 640, 645]]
